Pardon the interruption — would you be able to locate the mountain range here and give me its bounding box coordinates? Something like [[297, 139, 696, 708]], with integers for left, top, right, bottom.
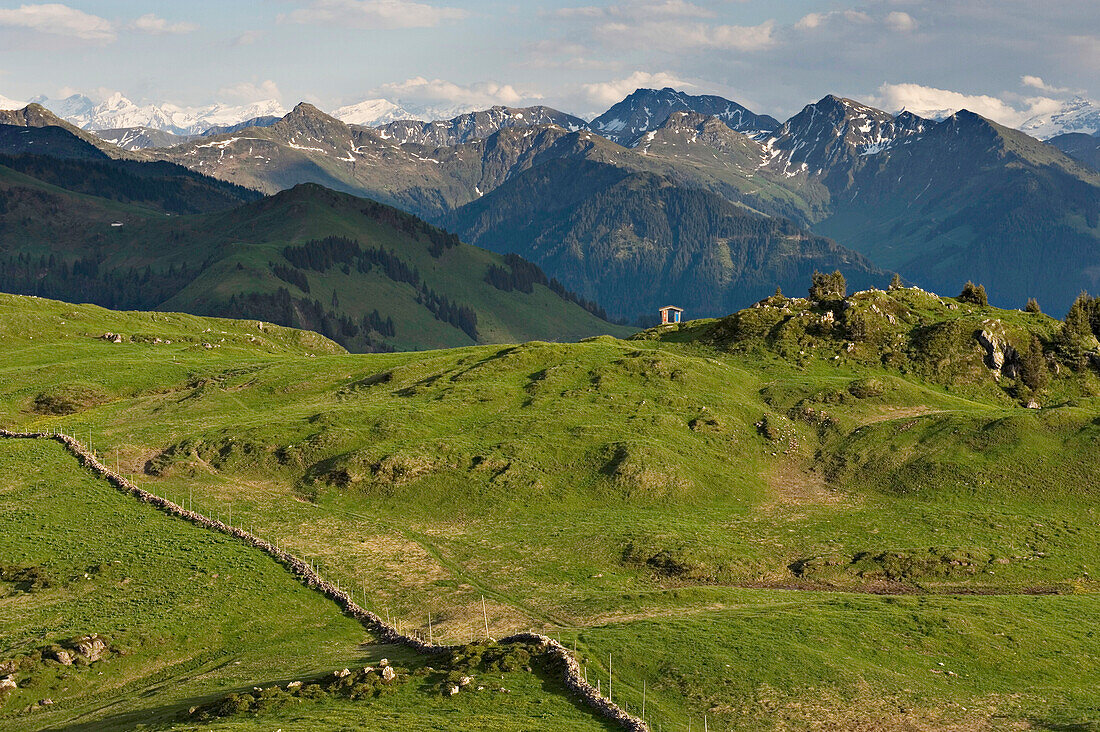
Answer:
[[2, 84, 1100, 322], [6, 87, 1100, 141], [1019, 97, 1100, 140], [115, 91, 1096, 316], [2, 92, 287, 137]]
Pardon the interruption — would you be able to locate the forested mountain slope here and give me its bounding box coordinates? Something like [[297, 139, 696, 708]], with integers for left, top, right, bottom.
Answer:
[[448, 160, 882, 319], [0, 154, 624, 351]]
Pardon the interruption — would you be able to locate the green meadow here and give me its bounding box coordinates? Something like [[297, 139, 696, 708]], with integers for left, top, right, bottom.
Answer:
[[1, 289, 1098, 730]]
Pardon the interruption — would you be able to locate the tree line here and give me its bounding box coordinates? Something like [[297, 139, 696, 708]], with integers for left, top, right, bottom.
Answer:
[[280, 235, 477, 340], [485, 253, 609, 320], [0, 252, 196, 310], [216, 288, 395, 353]]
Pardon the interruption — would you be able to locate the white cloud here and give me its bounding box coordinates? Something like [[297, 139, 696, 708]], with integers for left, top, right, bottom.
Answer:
[[232, 29, 264, 46], [556, 0, 714, 20], [795, 10, 870, 30], [218, 80, 283, 103], [555, 0, 774, 53], [795, 9, 914, 33], [581, 71, 693, 106], [1020, 75, 1069, 94], [0, 3, 114, 42], [283, 0, 466, 29], [378, 77, 539, 109], [868, 82, 1064, 126], [793, 12, 825, 30], [884, 11, 917, 32], [595, 19, 776, 52], [129, 13, 197, 35]]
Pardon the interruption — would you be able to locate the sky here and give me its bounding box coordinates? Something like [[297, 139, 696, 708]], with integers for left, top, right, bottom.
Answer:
[[0, 0, 1096, 122]]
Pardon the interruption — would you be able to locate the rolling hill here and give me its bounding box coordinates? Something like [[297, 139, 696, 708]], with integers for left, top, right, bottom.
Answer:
[[1, 281, 1098, 729], [0, 148, 625, 351], [0, 296, 612, 732]]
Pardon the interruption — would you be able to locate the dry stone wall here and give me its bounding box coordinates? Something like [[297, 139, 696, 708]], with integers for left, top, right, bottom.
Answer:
[[0, 429, 649, 732]]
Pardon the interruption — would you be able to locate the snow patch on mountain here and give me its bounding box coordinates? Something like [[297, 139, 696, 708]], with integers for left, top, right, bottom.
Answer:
[[763, 96, 928, 177], [332, 98, 411, 126], [589, 87, 781, 147], [28, 92, 286, 136], [1019, 97, 1100, 140]]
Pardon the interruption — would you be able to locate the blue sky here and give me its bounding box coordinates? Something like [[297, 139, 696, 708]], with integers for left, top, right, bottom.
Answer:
[[0, 0, 1096, 121]]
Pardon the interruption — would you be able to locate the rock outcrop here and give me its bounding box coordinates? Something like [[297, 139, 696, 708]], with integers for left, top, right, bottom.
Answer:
[[976, 329, 1021, 379], [72, 634, 107, 662]]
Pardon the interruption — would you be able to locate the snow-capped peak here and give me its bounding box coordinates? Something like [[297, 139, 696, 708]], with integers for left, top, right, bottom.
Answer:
[[763, 95, 928, 178], [0, 93, 28, 110], [332, 98, 411, 127], [589, 87, 781, 147], [25, 93, 287, 136]]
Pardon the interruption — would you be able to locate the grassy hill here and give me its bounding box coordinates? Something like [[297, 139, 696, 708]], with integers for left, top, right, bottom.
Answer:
[[1, 288, 1098, 729], [0, 299, 618, 731], [0, 155, 627, 351]]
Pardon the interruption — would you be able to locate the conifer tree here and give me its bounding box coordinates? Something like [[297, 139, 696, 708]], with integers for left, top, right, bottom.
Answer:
[[889, 273, 903, 291], [1020, 335, 1049, 391], [959, 281, 988, 306], [809, 270, 846, 303], [1025, 298, 1041, 314], [1055, 292, 1097, 366]]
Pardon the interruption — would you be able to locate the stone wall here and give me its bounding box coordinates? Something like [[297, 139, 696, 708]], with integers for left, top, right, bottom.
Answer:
[[0, 429, 649, 732]]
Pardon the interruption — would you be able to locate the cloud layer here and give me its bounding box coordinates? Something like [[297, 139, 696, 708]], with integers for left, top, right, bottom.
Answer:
[[282, 0, 466, 29], [0, 3, 114, 42], [129, 14, 198, 35], [868, 81, 1070, 128], [581, 71, 693, 106], [376, 77, 539, 112]]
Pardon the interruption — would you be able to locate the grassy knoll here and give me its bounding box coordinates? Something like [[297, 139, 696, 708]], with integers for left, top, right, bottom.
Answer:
[[1, 291, 1099, 729]]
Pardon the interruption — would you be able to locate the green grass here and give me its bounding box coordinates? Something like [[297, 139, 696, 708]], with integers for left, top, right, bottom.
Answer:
[[0, 438, 373, 730], [0, 440, 611, 731], [575, 591, 1100, 730], [1, 292, 1099, 729]]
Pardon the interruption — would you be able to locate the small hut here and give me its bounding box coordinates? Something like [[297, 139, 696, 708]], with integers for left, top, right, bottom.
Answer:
[[658, 305, 683, 324]]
